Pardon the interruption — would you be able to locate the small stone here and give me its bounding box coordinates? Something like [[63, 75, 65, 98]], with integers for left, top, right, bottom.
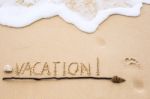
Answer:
[[3, 65, 13, 73]]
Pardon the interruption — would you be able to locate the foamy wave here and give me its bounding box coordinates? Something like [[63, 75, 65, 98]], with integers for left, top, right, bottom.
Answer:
[[0, 0, 149, 33]]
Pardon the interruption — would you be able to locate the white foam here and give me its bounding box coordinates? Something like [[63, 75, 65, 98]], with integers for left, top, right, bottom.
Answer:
[[0, 0, 149, 33], [142, 0, 150, 4]]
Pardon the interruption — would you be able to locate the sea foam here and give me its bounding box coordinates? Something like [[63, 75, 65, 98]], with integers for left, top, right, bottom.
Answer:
[[0, 0, 149, 33]]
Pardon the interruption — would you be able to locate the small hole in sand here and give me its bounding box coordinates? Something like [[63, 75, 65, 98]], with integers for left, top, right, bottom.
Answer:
[[133, 79, 145, 92], [96, 37, 106, 47]]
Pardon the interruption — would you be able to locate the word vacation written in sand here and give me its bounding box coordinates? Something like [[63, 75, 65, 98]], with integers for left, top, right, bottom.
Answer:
[[13, 57, 101, 76]]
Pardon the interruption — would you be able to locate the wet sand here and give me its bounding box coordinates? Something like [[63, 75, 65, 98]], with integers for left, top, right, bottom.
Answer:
[[0, 4, 150, 99]]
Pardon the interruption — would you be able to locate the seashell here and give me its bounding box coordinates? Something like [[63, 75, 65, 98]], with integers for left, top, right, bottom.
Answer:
[[3, 65, 13, 73], [111, 76, 126, 83]]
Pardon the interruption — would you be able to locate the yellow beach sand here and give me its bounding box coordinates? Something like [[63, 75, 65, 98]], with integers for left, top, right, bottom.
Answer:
[[0, 4, 150, 99]]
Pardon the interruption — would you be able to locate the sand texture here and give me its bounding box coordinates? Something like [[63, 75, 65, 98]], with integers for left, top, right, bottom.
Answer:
[[0, 4, 150, 99]]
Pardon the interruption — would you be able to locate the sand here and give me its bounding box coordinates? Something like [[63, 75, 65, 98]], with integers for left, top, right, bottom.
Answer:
[[0, 4, 150, 99]]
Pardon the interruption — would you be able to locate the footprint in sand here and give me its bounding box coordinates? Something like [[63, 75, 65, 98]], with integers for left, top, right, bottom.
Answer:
[[96, 37, 106, 47], [124, 58, 145, 93], [124, 57, 141, 68], [133, 78, 145, 93]]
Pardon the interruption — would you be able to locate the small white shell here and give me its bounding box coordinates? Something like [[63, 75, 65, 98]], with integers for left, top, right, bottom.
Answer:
[[3, 65, 13, 73]]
